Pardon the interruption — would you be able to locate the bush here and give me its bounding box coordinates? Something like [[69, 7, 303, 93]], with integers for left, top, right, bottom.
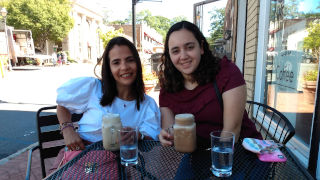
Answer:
[[68, 59, 77, 63], [144, 71, 158, 82], [304, 70, 318, 81]]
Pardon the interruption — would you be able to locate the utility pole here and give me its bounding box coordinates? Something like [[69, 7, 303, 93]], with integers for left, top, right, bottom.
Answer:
[[132, 0, 137, 46]]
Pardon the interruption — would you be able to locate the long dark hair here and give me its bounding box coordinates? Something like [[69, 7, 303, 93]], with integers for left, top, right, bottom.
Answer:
[[160, 21, 220, 93], [98, 36, 145, 110]]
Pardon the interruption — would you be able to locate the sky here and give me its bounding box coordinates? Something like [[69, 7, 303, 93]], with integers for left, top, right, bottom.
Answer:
[[298, 0, 320, 13], [96, 0, 205, 22], [79, 0, 320, 23]]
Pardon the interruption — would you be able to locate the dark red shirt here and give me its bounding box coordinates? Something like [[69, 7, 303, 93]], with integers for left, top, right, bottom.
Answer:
[[159, 57, 261, 139]]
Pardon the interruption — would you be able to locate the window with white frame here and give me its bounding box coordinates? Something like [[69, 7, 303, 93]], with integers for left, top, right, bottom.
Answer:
[[256, 0, 320, 167]]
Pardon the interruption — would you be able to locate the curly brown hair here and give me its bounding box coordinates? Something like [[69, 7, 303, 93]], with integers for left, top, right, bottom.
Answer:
[[159, 21, 220, 93]]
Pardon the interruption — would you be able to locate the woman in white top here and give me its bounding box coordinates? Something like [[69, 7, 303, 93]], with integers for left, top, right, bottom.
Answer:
[[56, 36, 161, 151]]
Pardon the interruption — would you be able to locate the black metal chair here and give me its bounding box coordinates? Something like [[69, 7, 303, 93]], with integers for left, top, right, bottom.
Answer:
[[246, 101, 295, 145], [25, 106, 82, 179]]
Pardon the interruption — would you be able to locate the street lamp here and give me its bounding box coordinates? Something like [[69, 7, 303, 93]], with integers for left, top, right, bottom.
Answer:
[[1, 7, 11, 70], [1, 7, 7, 17]]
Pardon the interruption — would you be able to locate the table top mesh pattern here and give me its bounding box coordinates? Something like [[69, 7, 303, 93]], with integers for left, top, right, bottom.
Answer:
[[45, 140, 313, 180]]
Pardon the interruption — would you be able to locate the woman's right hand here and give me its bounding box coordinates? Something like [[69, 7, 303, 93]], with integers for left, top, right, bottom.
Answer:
[[62, 127, 85, 151], [159, 129, 174, 146]]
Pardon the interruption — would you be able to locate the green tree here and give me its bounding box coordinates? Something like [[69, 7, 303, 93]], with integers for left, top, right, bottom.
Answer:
[[109, 20, 128, 25], [269, 0, 313, 21], [5, 0, 74, 51], [135, 10, 186, 40], [98, 28, 124, 48], [208, 8, 225, 46], [107, 9, 186, 41], [135, 10, 170, 38], [170, 16, 188, 26], [282, 0, 302, 19], [304, 20, 320, 63]]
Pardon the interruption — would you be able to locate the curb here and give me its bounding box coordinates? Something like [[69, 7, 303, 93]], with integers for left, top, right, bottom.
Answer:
[[0, 142, 39, 165]]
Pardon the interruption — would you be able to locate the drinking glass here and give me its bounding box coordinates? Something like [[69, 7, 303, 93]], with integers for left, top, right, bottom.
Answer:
[[210, 131, 235, 177], [119, 126, 138, 166]]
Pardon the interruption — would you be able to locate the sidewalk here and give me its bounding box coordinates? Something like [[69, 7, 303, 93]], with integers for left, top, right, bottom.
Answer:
[[0, 89, 160, 180], [0, 144, 55, 180]]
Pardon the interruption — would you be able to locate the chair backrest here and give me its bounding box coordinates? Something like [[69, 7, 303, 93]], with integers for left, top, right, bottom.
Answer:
[[246, 101, 295, 145], [36, 105, 82, 178]]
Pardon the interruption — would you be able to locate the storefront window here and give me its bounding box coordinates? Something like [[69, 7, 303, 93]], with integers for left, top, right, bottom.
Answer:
[[265, 0, 320, 156]]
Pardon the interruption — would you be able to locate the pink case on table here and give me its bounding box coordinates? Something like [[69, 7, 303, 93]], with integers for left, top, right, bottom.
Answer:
[[257, 148, 287, 162], [242, 138, 287, 162]]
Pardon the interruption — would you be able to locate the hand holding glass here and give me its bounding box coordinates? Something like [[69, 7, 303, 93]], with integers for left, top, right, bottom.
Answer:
[[119, 127, 138, 166], [210, 131, 235, 177]]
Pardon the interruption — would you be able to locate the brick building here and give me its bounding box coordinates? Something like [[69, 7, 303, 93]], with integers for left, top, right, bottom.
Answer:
[[111, 23, 163, 63]]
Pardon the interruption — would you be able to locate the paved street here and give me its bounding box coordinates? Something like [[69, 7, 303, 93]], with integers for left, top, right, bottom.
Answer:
[[0, 63, 97, 160]]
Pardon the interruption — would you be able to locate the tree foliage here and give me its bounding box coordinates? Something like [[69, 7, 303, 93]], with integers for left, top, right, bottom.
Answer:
[[303, 1, 320, 18], [304, 20, 320, 63], [282, 0, 302, 19], [136, 10, 187, 40], [270, 0, 320, 20], [98, 28, 124, 48], [5, 0, 74, 51], [109, 20, 128, 25], [207, 8, 225, 46], [107, 10, 186, 41]]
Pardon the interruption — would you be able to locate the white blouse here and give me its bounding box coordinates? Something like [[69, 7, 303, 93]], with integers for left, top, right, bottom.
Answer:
[[56, 77, 161, 142]]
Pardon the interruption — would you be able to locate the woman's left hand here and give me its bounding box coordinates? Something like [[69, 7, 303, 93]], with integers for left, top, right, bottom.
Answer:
[[159, 129, 174, 146]]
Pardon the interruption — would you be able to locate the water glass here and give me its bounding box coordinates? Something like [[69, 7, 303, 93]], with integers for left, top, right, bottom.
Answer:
[[210, 131, 235, 177], [119, 126, 138, 166]]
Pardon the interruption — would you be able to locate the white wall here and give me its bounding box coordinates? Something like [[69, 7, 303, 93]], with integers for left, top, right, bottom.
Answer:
[[47, 1, 104, 63]]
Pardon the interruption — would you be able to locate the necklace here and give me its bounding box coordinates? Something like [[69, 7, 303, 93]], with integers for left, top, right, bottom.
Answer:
[[116, 97, 134, 108]]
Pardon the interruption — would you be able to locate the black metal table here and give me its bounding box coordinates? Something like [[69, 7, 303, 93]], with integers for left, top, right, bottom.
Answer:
[[45, 140, 313, 180]]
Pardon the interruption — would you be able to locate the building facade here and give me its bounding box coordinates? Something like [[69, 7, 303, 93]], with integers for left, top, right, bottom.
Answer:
[[47, 0, 104, 63], [111, 23, 163, 65], [195, 0, 320, 178]]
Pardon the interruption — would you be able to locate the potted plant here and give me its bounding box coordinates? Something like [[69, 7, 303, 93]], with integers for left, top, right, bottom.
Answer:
[[143, 70, 158, 93], [303, 70, 318, 104]]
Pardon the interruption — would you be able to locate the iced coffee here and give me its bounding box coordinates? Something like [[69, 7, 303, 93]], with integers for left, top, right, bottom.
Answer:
[[173, 113, 196, 153], [102, 113, 122, 151]]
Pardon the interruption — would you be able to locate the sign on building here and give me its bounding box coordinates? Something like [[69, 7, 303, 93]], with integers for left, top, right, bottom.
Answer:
[[274, 50, 302, 91]]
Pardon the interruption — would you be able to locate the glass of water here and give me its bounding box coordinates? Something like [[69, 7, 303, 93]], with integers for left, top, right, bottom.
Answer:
[[119, 126, 138, 166], [210, 131, 235, 177]]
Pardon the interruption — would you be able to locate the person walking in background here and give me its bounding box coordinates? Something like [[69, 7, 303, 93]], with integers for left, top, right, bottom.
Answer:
[[158, 21, 261, 147], [61, 51, 67, 65], [52, 52, 57, 66], [57, 52, 62, 66]]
